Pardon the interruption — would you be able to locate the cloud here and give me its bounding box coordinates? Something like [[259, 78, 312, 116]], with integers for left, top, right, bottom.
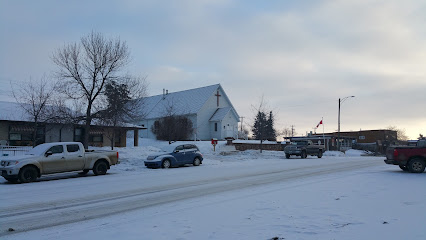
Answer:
[[1, 0, 426, 138]]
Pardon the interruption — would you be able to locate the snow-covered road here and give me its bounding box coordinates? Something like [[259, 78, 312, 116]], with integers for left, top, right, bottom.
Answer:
[[1, 156, 382, 237], [1, 141, 425, 240]]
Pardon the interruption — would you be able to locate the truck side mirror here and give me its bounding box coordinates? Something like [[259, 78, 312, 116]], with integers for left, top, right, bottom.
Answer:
[[45, 151, 53, 157]]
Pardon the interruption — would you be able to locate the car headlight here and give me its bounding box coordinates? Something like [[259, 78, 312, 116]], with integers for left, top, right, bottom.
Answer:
[[1, 161, 19, 166]]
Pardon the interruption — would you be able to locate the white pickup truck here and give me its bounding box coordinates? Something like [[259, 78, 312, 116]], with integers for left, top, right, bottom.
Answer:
[[0, 142, 119, 183]]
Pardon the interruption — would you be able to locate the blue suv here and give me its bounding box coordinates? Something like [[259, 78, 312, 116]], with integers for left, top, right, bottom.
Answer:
[[145, 144, 203, 169]]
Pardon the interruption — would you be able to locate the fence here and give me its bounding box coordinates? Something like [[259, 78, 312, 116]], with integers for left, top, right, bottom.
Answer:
[[352, 143, 377, 153], [0, 146, 32, 157], [233, 142, 285, 151]]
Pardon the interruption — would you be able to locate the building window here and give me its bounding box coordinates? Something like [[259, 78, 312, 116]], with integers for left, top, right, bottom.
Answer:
[[9, 133, 21, 141], [215, 123, 218, 132], [74, 128, 84, 142], [359, 136, 365, 140], [90, 135, 103, 143], [114, 131, 121, 144]]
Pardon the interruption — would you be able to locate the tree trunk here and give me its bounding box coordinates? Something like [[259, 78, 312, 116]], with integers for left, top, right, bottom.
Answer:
[[32, 120, 38, 148], [110, 129, 115, 150], [83, 103, 92, 150]]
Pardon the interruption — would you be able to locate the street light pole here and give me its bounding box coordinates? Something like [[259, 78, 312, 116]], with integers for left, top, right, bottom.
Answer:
[[337, 96, 355, 151]]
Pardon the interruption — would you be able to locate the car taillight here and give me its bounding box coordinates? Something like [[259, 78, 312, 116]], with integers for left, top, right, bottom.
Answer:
[[393, 149, 398, 158], [117, 152, 119, 159]]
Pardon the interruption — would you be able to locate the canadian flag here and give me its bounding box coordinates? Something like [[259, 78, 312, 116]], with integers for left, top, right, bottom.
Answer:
[[316, 120, 323, 128]]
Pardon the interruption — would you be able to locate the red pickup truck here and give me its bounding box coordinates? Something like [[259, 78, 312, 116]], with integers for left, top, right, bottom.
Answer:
[[384, 139, 426, 173]]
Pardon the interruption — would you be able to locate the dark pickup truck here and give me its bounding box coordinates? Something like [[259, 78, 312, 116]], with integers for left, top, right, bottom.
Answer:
[[284, 140, 325, 159], [384, 139, 426, 173]]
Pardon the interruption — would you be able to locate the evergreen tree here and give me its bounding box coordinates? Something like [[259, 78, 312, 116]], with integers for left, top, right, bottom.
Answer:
[[99, 81, 131, 149], [266, 111, 276, 141], [252, 111, 267, 140]]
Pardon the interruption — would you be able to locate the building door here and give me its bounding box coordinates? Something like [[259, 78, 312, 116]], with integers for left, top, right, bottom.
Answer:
[[225, 124, 234, 138]]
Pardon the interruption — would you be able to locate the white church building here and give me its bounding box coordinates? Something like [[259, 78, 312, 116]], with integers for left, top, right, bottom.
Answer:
[[139, 84, 240, 140]]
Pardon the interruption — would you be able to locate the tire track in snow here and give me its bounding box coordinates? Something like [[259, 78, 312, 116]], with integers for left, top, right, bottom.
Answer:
[[0, 159, 383, 236]]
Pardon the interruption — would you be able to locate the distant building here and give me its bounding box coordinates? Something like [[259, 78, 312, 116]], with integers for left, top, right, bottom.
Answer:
[[0, 101, 144, 147], [310, 129, 397, 153], [336, 129, 397, 145], [289, 134, 355, 151], [139, 84, 240, 140]]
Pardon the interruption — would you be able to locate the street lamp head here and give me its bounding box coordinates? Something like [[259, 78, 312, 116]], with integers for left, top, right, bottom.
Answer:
[[340, 95, 355, 103]]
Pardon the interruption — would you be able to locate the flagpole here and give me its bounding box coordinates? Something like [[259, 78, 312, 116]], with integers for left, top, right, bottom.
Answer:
[[322, 117, 325, 150]]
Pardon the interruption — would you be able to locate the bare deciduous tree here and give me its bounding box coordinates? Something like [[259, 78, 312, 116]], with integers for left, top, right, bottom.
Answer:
[[52, 31, 131, 149], [279, 127, 293, 140], [150, 99, 194, 143], [387, 126, 409, 142], [11, 76, 56, 147]]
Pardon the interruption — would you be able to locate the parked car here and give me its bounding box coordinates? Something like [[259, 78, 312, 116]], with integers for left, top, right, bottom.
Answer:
[[384, 139, 426, 173], [284, 140, 325, 159], [0, 142, 119, 183], [145, 144, 203, 168]]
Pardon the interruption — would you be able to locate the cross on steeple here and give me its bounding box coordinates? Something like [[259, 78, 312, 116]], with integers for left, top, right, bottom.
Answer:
[[215, 89, 221, 107]]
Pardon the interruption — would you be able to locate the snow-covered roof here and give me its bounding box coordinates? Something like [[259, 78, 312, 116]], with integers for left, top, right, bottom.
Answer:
[[0, 101, 31, 121], [0, 101, 145, 129], [141, 84, 239, 120], [209, 107, 231, 121]]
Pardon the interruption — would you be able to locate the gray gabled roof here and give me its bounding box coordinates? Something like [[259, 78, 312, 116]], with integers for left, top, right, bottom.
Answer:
[[0, 101, 32, 121], [209, 107, 231, 121]]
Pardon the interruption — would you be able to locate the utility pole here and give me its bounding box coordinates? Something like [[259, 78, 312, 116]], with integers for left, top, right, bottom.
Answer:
[[239, 116, 245, 139], [240, 116, 245, 132], [337, 96, 355, 151], [291, 125, 295, 137]]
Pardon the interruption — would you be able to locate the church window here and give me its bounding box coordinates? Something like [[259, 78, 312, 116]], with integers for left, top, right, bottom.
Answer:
[[215, 123, 218, 132]]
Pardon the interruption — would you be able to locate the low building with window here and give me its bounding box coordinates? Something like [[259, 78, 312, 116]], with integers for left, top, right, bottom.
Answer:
[[0, 101, 144, 147], [310, 129, 397, 153]]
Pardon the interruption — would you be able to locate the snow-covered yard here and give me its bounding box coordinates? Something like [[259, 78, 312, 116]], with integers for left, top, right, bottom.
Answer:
[[1, 139, 425, 240]]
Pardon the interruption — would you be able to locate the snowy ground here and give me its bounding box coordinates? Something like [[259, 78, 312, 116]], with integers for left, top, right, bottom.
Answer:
[[1, 139, 425, 240]]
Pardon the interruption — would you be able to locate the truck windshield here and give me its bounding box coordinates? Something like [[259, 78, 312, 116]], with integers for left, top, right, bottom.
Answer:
[[292, 142, 307, 146], [25, 144, 50, 156]]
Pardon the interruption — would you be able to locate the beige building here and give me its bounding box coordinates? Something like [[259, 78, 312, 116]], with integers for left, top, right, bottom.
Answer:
[[0, 101, 143, 147]]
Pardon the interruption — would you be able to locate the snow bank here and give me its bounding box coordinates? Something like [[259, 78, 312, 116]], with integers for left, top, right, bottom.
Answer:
[[324, 149, 368, 157]]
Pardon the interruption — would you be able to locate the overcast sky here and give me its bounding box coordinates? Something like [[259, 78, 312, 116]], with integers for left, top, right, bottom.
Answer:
[[1, 0, 425, 139]]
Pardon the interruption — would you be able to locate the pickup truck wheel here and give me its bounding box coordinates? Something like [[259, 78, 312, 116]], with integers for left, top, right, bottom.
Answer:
[[193, 157, 201, 166], [317, 151, 323, 158], [19, 166, 38, 183], [301, 151, 307, 159], [407, 158, 426, 173], [285, 154, 290, 159], [93, 161, 108, 175], [162, 159, 171, 169]]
